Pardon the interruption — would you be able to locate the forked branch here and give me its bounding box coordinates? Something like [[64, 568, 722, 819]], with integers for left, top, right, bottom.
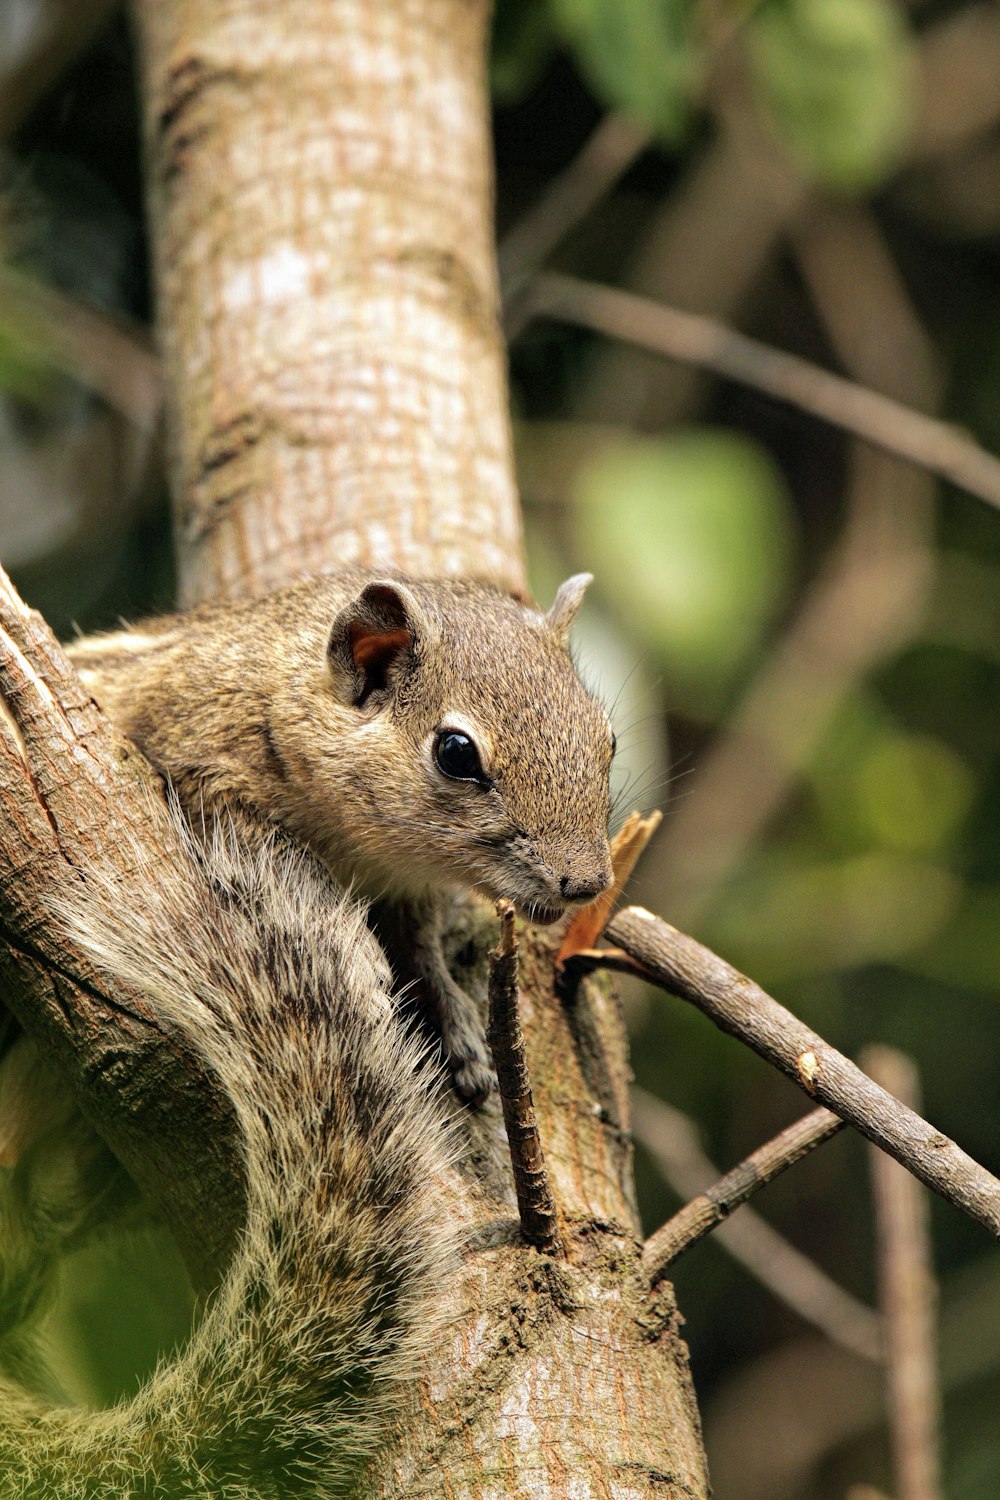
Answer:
[[633, 1088, 883, 1361], [566, 906, 1000, 1240]]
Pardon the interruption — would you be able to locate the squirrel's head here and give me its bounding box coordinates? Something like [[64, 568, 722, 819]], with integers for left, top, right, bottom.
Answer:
[[318, 573, 615, 919]]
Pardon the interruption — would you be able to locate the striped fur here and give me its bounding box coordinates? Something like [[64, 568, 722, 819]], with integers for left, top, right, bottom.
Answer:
[[0, 807, 459, 1498]]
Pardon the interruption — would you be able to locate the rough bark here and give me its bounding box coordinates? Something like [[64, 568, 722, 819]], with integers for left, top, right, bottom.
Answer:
[[134, 0, 526, 604], [368, 916, 708, 1495], [0, 0, 711, 1494], [0, 572, 243, 1293]]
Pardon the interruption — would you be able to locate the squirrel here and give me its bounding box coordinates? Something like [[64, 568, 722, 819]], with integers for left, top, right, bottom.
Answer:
[[0, 807, 461, 1497], [0, 570, 613, 1493], [64, 568, 616, 1102]]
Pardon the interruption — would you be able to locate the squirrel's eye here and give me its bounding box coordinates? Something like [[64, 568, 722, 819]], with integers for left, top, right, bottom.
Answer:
[[435, 730, 485, 784]]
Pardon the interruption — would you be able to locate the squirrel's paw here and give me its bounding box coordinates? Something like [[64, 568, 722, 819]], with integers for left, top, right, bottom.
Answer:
[[436, 983, 496, 1105], [450, 1048, 497, 1106]]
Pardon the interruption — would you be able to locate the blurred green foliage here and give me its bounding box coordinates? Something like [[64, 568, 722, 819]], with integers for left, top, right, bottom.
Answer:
[[491, 0, 558, 103], [571, 430, 794, 707], [494, 0, 914, 189], [749, 0, 915, 189], [548, 0, 700, 141], [41, 1227, 195, 1408], [0, 308, 54, 404]]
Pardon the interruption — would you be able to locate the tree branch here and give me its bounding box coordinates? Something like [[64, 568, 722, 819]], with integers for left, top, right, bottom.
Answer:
[[642, 1107, 845, 1281], [566, 907, 1000, 1238], [0, 562, 244, 1292], [133, 0, 525, 603], [0, 264, 161, 431], [500, 113, 650, 336], [524, 272, 1000, 513], [864, 1047, 943, 1500], [633, 1088, 883, 1362]]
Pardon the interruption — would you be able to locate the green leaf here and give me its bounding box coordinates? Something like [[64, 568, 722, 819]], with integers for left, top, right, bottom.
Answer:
[[855, 734, 974, 855], [0, 318, 54, 405], [571, 430, 794, 707], [550, 0, 701, 142], [748, 0, 915, 191], [714, 849, 959, 983], [491, 0, 557, 103], [810, 703, 975, 857]]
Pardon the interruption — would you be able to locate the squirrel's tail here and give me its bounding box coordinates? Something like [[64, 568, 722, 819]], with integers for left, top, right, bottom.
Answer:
[[0, 812, 459, 1498]]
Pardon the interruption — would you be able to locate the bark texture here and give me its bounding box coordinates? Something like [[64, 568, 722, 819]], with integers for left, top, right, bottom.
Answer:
[[134, 0, 526, 604], [366, 918, 708, 1495], [0, 573, 243, 1293]]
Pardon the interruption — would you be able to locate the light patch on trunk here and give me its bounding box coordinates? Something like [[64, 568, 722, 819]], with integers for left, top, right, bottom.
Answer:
[[0, 695, 28, 768], [224, 244, 314, 311]]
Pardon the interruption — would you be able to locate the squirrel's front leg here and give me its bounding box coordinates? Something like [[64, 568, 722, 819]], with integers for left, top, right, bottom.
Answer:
[[374, 894, 495, 1105], [412, 896, 496, 1104]]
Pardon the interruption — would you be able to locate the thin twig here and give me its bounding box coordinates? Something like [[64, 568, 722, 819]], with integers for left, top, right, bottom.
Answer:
[[643, 1105, 845, 1278], [567, 907, 1000, 1238], [0, 265, 161, 430], [525, 272, 1000, 513], [487, 903, 562, 1255], [633, 1089, 882, 1361], [500, 113, 650, 337], [864, 1047, 943, 1500]]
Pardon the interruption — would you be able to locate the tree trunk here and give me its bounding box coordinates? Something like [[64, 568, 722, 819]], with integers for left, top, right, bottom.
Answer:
[[136, 0, 526, 604], [0, 0, 710, 1493]]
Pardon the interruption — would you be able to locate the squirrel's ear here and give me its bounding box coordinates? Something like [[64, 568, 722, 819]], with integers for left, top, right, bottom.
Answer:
[[327, 580, 426, 706], [545, 573, 593, 644]]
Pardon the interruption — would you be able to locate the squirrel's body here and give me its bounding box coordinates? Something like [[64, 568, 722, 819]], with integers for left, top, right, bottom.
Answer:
[[68, 569, 616, 1097], [0, 569, 615, 1492]]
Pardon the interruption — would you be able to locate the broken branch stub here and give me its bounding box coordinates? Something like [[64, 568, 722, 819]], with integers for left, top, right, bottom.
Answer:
[[487, 903, 562, 1255]]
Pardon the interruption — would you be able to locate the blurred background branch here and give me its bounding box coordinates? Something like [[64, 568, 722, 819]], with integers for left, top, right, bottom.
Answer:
[[864, 1046, 943, 1500], [641, 1099, 847, 1279], [0, 262, 159, 429], [633, 1085, 883, 1362], [523, 270, 1000, 511]]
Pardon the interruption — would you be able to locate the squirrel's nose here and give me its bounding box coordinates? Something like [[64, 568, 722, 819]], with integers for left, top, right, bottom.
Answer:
[[559, 872, 611, 904]]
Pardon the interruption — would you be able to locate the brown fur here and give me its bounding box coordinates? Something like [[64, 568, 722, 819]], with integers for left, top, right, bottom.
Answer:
[[69, 571, 614, 909], [68, 570, 615, 1097], [0, 810, 461, 1497], [0, 573, 615, 1490]]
